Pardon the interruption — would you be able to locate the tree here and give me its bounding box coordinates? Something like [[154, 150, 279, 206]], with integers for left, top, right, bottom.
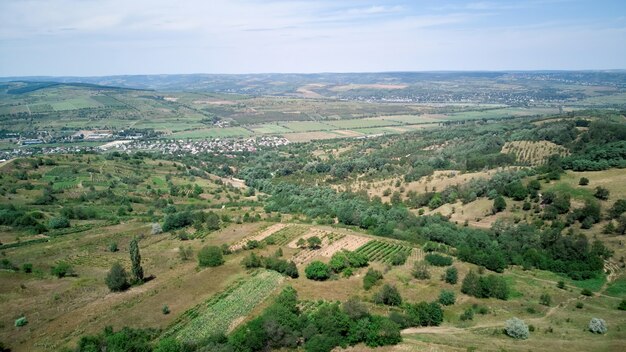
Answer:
[[492, 196, 506, 214], [105, 262, 129, 292], [129, 237, 144, 284], [198, 246, 224, 267], [373, 284, 402, 306], [438, 289, 456, 306], [444, 266, 458, 284], [206, 211, 220, 231], [588, 318, 607, 334], [505, 317, 529, 339], [305, 261, 331, 281], [579, 177, 589, 186], [307, 236, 322, 249], [609, 199, 626, 219], [363, 268, 383, 289], [594, 186, 610, 200], [296, 238, 306, 248]]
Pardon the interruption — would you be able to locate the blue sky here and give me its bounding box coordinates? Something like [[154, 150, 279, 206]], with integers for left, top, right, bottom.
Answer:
[[0, 0, 625, 76]]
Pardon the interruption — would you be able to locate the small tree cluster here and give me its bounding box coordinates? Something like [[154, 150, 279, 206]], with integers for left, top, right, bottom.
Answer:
[[198, 245, 225, 267]]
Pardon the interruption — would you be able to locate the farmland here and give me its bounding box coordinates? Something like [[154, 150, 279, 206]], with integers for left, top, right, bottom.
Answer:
[[0, 72, 625, 352]]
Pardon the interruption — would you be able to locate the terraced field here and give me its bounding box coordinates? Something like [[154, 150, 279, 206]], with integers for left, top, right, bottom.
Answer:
[[501, 140, 569, 165]]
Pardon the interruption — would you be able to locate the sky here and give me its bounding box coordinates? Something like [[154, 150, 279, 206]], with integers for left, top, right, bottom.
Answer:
[[0, 0, 625, 76]]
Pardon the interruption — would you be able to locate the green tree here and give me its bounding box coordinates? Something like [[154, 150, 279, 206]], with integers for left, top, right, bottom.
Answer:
[[444, 266, 458, 284], [51, 261, 74, 278], [307, 236, 322, 249], [492, 196, 506, 214], [373, 284, 402, 306], [594, 186, 610, 200], [305, 261, 331, 281], [105, 262, 129, 292], [129, 237, 144, 284], [438, 289, 456, 306], [198, 246, 224, 267]]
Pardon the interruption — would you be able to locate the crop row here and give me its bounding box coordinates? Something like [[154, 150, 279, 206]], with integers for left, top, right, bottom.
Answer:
[[355, 240, 413, 263], [173, 270, 283, 343], [264, 225, 308, 246]]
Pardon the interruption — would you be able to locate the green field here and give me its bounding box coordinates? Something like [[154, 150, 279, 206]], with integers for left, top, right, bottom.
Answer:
[[169, 127, 253, 138], [325, 118, 400, 129], [279, 121, 332, 132]]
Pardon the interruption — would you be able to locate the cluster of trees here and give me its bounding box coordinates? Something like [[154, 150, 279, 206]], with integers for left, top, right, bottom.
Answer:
[[162, 209, 221, 232], [241, 252, 298, 278], [227, 287, 401, 352], [461, 270, 509, 300]]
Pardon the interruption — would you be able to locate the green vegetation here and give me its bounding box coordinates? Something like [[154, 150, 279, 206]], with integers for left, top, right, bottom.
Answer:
[[198, 245, 224, 267]]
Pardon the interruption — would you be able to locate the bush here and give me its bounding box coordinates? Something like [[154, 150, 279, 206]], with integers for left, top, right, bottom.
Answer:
[[51, 261, 74, 278], [412, 261, 430, 280], [14, 316, 27, 327], [48, 216, 70, 229], [22, 263, 33, 273], [460, 308, 474, 321], [438, 289, 456, 306], [579, 177, 589, 186], [108, 242, 118, 252], [618, 299, 626, 311], [581, 288, 594, 296], [373, 284, 402, 306], [588, 318, 607, 334], [539, 293, 552, 306], [492, 196, 506, 214], [390, 251, 409, 266], [198, 246, 224, 267], [505, 317, 529, 339], [594, 186, 610, 200], [363, 268, 384, 290], [425, 253, 453, 266], [444, 266, 458, 284], [557, 280, 565, 289], [305, 261, 331, 281], [576, 302, 584, 309], [105, 262, 129, 292], [162, 305, 170, 315]]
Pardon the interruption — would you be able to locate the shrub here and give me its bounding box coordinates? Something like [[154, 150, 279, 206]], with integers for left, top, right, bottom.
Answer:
[[412, 261, 430, 280], [373, 284, 402, 306], [108, 242, 118, 252], [576, 302, 584, 309], [505, 317, 529, 340], [151, 223, 162, 235], [22, 263, 33, 273], [162, 305, 170, 315], [105, 262, 129, 292], [51, 261, 74, 278], [438, 289, 456, 306], [363, 268, 383, 289], [460, 308, 474, 321], [425, 253, 453, 266], [48, 216, 70, 229], [579, 177, 589, 186], [390, 251, 409, 266], [557, 280, 565, 289], [594, 186, 610, 200], [14, 316, 27, 327], [588, 318, 607, 334], [444, 266, 458, 284], [305, 261, 331, 281], [198, 246, 224, 267], [581, 288, 594, 296], [307, 236, 322, 249], [539, 293, 552, 306]]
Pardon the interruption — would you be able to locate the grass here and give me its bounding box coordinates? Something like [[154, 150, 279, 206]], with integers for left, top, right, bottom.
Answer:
[[604, 277, 626, 298], [547, 182, 594, 201], [279, 121, 332, 132]]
